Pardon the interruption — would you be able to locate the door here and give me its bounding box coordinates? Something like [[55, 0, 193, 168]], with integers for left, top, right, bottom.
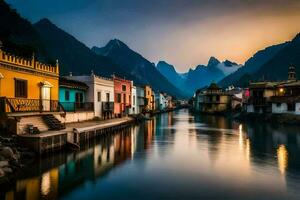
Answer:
[[75, 92, 84, 109], [41, 86, 51, 111]]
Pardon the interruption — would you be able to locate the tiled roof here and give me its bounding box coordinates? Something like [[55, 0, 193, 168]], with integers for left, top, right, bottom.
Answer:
[[59, 77, 89, 90]]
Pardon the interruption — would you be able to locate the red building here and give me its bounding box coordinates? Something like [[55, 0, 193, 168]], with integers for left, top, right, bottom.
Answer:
[[113, 76, 132, 116]]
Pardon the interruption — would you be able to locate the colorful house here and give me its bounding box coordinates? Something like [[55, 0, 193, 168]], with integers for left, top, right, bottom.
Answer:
[[59, 77, 93, 112], [113, 76, 132, 116], [66, 74, 114, 119], [194, 83, 233, 113], [130, 85, 138, 114], [136, 86, 145, 114], [144, 85, 155, 112], [155, 92, 168, 111], [0, 48, 59, 113]]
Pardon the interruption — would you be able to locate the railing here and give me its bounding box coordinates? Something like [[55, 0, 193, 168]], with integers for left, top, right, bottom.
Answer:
[[102, 102, 114, 111], [59, 102, 94, 112], [247, 97, 267, 106], [1, 98, 65, 113]]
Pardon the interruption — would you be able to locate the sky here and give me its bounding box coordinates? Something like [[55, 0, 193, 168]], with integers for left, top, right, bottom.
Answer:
[[6, 0, 300, 72]]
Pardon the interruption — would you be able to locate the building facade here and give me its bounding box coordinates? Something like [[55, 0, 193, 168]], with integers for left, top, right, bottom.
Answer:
[[0, 48, 60, 113], [136, 86, 145, 114], [194, 83, 232, 113], [155, 92, 168, 111], [130, 85, 138, 114], [66, 74, 114, 119], [59, 77, 94, 112], [144, 85, 155, 112], [113, 77, 132, 116]]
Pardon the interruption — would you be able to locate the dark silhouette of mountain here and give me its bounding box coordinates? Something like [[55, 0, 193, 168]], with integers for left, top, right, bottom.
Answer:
[[219, 42, 288, 87], [184, 57, 225, 94], [34, 19, 130, 78], [0, 1, 46, 58], [92, 40, 186, 97], [156, 57, 241, 96], [156, 61, 185, 92], [251, 34, 300, 82]]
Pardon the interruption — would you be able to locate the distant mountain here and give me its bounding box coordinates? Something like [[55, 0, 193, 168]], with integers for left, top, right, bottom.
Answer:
[[156, 61, 185, 91], [34, 19, 130, 78], [219, 42, 288, 87], [92, 40, 186, 98], [157, 57, 241, 96], [0, 1, 46, 58], [250, 34, 300, 82]]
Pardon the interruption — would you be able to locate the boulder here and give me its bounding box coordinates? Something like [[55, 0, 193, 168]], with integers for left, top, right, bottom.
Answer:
[[0, 168, 4, 178], [0, 147, 18, 161], [2, 167, 12, 173], [0, 160, 9, 168]]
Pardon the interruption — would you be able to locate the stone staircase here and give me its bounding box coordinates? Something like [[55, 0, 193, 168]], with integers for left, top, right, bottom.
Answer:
[[19, 116, 49, 134], [42, 114, 66, 130]]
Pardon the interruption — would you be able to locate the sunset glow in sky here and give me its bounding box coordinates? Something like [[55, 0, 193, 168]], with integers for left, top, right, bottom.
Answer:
[[7, 0, 300, 72]]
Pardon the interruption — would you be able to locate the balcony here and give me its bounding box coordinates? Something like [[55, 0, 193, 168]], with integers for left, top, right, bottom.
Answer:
[[0, 97, 65, 113], [60, 102, 94, 112], [102, 102, 114, 112]]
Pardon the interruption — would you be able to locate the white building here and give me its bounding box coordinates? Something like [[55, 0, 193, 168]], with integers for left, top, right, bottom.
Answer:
[[136, 86, 145, 114], [130, 85, 138, 114], [66, 74, 114, 119], [155, 92, 168, 111]]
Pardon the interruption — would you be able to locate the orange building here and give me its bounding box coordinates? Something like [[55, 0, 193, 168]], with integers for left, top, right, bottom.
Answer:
[[0, 47, 59, 113], [113, 76, 132, 116], [144, 85, 155, 111]]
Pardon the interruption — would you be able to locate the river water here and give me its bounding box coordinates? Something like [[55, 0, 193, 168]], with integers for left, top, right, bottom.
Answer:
[[2, 109, 300, 200]]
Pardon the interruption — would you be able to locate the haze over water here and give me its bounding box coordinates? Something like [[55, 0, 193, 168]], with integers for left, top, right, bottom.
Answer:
[[3, 109, 300, 199]]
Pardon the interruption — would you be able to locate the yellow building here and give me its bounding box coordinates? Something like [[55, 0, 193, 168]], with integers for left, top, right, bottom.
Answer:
[[144, 85, 155, 111], [0, 47, 59, 113]]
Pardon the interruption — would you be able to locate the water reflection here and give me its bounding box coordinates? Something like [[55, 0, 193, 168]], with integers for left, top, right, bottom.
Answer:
[[3, 110, 300, 199]]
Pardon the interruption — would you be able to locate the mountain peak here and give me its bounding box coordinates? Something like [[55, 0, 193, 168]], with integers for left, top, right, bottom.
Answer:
[[223, 60, 238, 67], [292, 32, 300, 43], [106, 39, 128, 49], [35, 18, 54, 27], [208, 56, 220, 67]]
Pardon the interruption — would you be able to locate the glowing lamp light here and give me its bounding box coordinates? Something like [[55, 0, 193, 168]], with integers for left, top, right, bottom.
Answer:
[[279, 88, 284, 93]]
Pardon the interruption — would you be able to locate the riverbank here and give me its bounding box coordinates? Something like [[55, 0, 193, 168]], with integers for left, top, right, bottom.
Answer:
[[235, 112, 300, 125], [0, 135, 35, 186]]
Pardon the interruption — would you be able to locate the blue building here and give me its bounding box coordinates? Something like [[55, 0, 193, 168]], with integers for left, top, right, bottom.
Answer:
[[59, 77, 93, 112]]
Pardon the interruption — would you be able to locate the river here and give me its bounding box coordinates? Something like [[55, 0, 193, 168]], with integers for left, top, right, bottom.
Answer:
[[2, 109, 300, 200]]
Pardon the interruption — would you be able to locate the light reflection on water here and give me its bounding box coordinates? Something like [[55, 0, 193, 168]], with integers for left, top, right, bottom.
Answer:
[[2, 109, 300, 200]]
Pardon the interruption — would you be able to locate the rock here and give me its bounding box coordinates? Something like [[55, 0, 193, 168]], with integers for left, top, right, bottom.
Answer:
[[0, 147, 18, 161], [0, 160, 9, 168], [2, 167, 13, 173], [0, 168, 5, 178]]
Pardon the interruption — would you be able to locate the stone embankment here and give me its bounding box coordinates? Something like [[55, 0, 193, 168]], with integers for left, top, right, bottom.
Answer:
[[0, 135, 35, 183], [235, 112, 300, 125]]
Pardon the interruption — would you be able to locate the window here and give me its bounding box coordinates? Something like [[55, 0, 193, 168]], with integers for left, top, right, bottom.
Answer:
[[75, 92, 83, 103], [15, 79, 27, 98], [97, 92, 101, 102], [106, 93, 110, 102], [117, 94, 121, 103], [122, 85, 126, 91], [65, 90, 70, 101], [123, 94, 126, 103], [216, 95, 220, 102], [133, 95, 135, 105], [276, 103, 281, 107], [287, 103, 295, 111]]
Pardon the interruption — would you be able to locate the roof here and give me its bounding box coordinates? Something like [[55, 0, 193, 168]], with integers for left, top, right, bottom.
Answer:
[[276, 80, 300, 88], [59, 77, 89, 90], [207, 83, 221, 90], [249, 81, 281, 89], [270, 96, 300, 103]]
